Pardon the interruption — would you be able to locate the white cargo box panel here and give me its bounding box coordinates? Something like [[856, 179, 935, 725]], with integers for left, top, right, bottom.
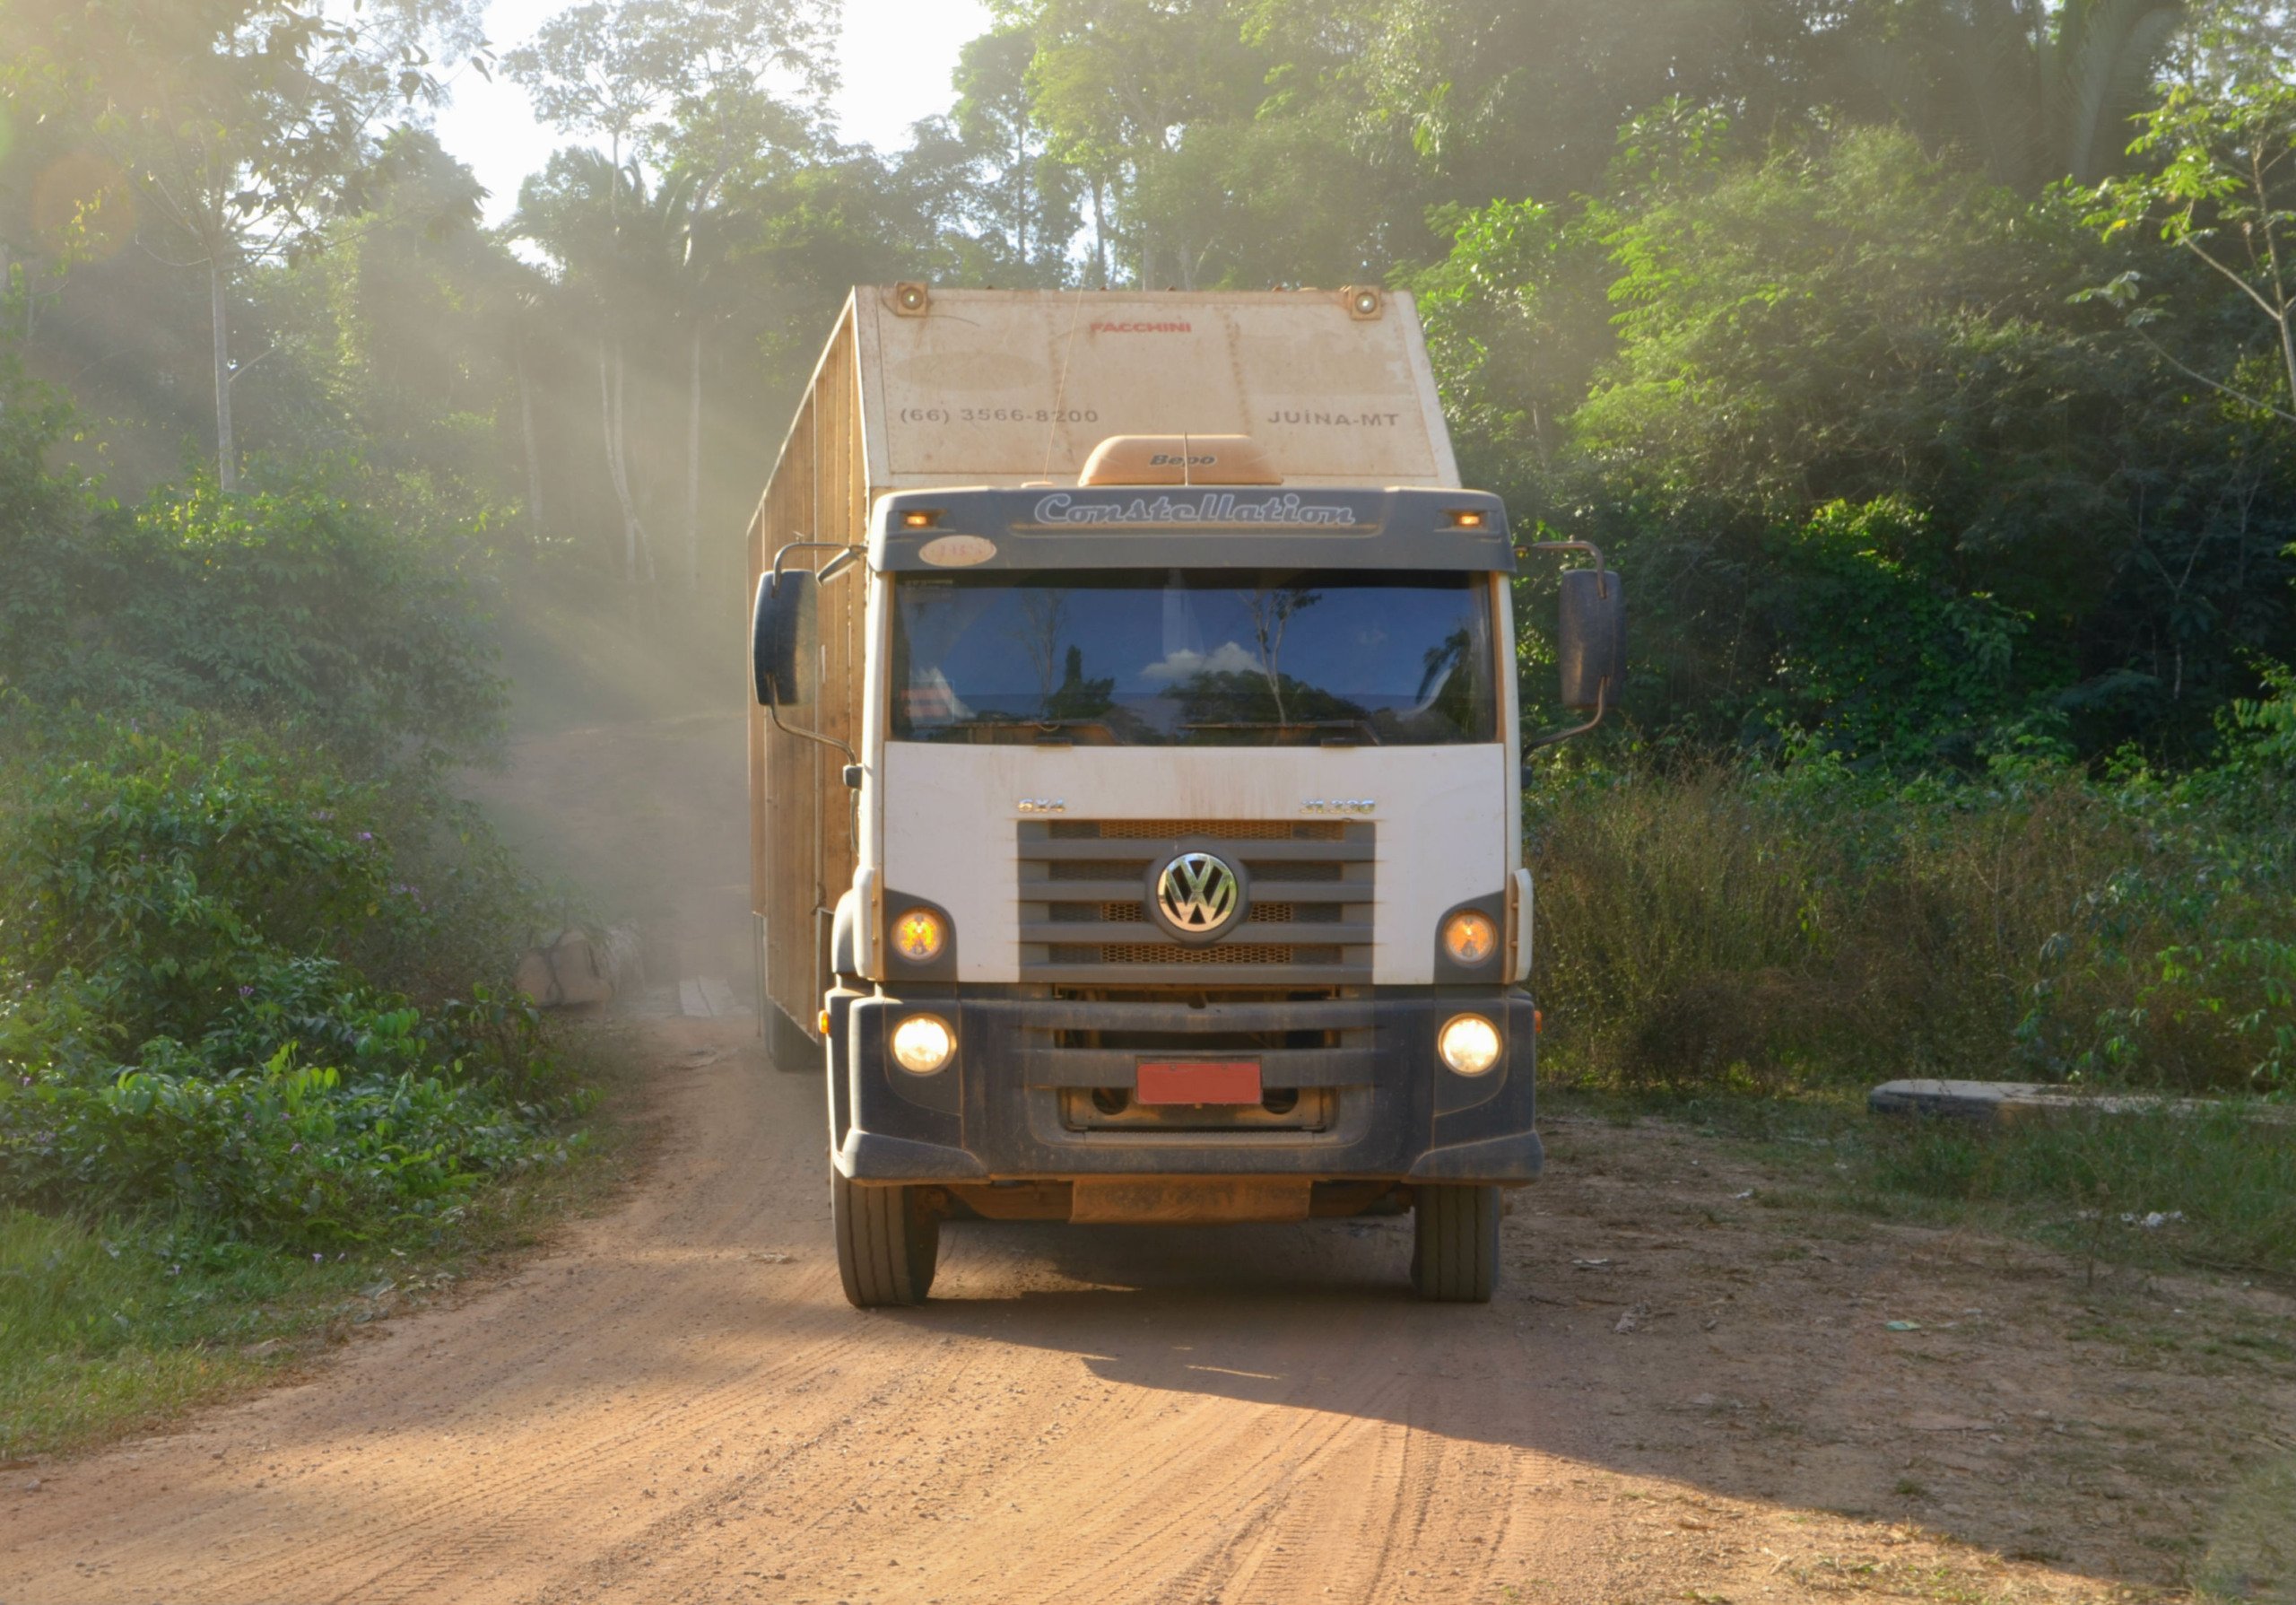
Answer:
[[849, 287, 1459, 491]]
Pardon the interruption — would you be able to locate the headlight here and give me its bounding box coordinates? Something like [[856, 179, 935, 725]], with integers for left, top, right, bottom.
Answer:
[[891, 1013, 955, 1075], [1441, 909, 1499, 966], [891, 907, 945, 964], [1438, 1014, 1501, 1077]]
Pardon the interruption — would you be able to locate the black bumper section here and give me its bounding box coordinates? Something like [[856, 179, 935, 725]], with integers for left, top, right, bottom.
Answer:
[[824, 990, 1542, 1185]]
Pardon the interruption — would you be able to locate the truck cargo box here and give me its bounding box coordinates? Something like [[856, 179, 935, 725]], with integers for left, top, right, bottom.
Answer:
[[747, 287, 1462, 1072]]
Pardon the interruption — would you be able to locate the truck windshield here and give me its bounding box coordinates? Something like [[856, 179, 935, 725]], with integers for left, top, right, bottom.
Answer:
[[890, 569, 1496, 746]]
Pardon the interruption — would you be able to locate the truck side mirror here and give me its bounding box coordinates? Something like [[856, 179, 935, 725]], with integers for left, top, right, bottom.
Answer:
[[1555, 566, 1625, 711], [752, 568, 817, 708], [1520, 540, 1625, 756]]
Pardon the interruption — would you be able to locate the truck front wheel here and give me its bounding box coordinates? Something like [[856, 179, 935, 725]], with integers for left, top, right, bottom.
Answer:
[[832, 1171, 939, 1308], [1410, 1183, 1500, 1303]]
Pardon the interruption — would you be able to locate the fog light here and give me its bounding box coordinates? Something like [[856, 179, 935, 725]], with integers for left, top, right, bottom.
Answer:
[[1438, 1014, 1501, 1077], [891, 907, 945, 963], [1441, 909, 1499, 966], [891, 1014, 954, 1075]]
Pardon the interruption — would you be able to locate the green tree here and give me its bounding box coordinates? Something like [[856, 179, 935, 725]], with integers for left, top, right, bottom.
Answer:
[[945, 24, 1081, 282], [503, 0, 836, 174], [2089, 4, 2296, 421], [998, 0, 1269, 288], [0, 0, 485, 490]]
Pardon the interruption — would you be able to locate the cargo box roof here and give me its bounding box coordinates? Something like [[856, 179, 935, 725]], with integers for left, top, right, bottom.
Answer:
[[793, 286, 1460, 493]]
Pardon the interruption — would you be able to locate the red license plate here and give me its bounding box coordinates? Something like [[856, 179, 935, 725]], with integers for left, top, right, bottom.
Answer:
[[1135, 1060, 1263, 1105]]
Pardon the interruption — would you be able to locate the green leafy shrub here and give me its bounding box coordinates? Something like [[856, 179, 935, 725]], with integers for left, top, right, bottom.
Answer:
[[1529, 743, 2296, 1095], [0, 462, 503, 772], [0, 714, 579, 1247], [0, 717, 539, 1050], [4, 1050, 581, 1249]]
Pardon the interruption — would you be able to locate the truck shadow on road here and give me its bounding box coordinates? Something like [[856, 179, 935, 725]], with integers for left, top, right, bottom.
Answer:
[[863, 1179, 2269, 1596]]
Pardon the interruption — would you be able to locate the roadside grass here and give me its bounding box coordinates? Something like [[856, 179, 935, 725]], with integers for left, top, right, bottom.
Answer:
[[0, 1210, 385, 1461], [0, 1025, 648, 1462], [1526, 756, 2296, 1098], [2199, 1451, 2296, 1604], [1544, 1086, 2296, 1285], [1854, 1102, 2296, 1281]]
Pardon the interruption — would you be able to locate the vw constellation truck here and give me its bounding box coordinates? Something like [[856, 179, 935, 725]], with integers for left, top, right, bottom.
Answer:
[[748, 286, 1620, 1308]]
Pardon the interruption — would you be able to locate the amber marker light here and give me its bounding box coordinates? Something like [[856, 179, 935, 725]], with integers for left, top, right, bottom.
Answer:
[[891, 907, 946, 964], [900, 509, 938, 528], [1442, 909, 1500, 966], [1447, 509, 1487, 528]]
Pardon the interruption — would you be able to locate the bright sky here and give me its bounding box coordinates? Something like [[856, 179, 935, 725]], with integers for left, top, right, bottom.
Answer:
[[432, 0, 994, 223]]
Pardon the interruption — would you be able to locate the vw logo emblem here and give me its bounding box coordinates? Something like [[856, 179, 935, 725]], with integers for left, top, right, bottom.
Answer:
[[1153, 850, 1242, 936]]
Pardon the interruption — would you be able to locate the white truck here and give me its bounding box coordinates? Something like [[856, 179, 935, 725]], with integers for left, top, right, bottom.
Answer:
[[747, 285, 1621, 1307]]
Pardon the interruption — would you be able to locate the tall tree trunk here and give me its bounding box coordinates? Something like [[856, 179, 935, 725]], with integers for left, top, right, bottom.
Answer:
[[517, 342, 544, 543], [1013, 134, 1031, 269], [598, 340, 636, 579], [604, 340, 652, 583], [1091, 175, 1109, 288], [597, 341, 616, 568], [685, 318, 703, 590], [210, 254, 237, 492]]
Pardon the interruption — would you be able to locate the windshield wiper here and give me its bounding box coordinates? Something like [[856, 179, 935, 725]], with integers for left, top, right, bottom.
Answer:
[[1179, 718, 1382, 746], [932, 714, 1121, 744], [1024, 716, 1121, 745]]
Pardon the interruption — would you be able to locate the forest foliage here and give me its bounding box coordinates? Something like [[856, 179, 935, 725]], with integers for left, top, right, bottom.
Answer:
[[0, 0, 2293, 1250], [0, 337, 578, 1255]]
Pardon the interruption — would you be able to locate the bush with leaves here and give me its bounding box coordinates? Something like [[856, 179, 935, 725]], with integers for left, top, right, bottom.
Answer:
[[0, 368, 503, 772], [0, 708, 579, 1247], [1422, 120, 2296, 762], [1527, 728, 2296, 1098]]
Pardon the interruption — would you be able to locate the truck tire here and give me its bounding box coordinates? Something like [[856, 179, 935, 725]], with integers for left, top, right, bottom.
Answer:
[[832, 1171, 939, 1308], [1410, 1183, 1500, 1303]]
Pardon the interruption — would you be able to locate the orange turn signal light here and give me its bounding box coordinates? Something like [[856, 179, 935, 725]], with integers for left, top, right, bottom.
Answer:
[[891, 907, 946, 963]]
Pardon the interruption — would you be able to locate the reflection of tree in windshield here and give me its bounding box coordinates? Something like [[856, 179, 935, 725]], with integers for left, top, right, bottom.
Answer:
[[1045, 645, 1116, 721], [1418, 625, 1476, 730], [1009, 589, 1068, 709], [1008, 588, 1117, 724], [1162, 583, 1359, 735], [1243, 586, 1319, 724], [1163, 667, 1374, 735]]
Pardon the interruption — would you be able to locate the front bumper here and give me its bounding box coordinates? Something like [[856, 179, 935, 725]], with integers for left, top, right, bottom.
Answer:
[[822, 989, 1542, 1185]]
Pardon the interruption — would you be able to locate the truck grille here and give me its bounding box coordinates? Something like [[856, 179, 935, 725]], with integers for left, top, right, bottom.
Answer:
[[1017, 819, 1373, 984]]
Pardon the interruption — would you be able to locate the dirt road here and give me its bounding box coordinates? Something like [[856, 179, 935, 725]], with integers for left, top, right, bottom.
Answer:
[[4, 713, 2287, 1604]]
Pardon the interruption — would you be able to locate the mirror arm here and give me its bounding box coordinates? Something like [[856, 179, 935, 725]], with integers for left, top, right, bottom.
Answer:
[[1522, 676, 1609, 763], [765, 696, 857, 766], [1519, 538, 1611, 597], [771, 537, 865, 584]]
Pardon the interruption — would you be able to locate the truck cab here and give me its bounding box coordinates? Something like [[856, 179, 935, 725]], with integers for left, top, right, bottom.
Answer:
[[745, 290, 1618, 1307]]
